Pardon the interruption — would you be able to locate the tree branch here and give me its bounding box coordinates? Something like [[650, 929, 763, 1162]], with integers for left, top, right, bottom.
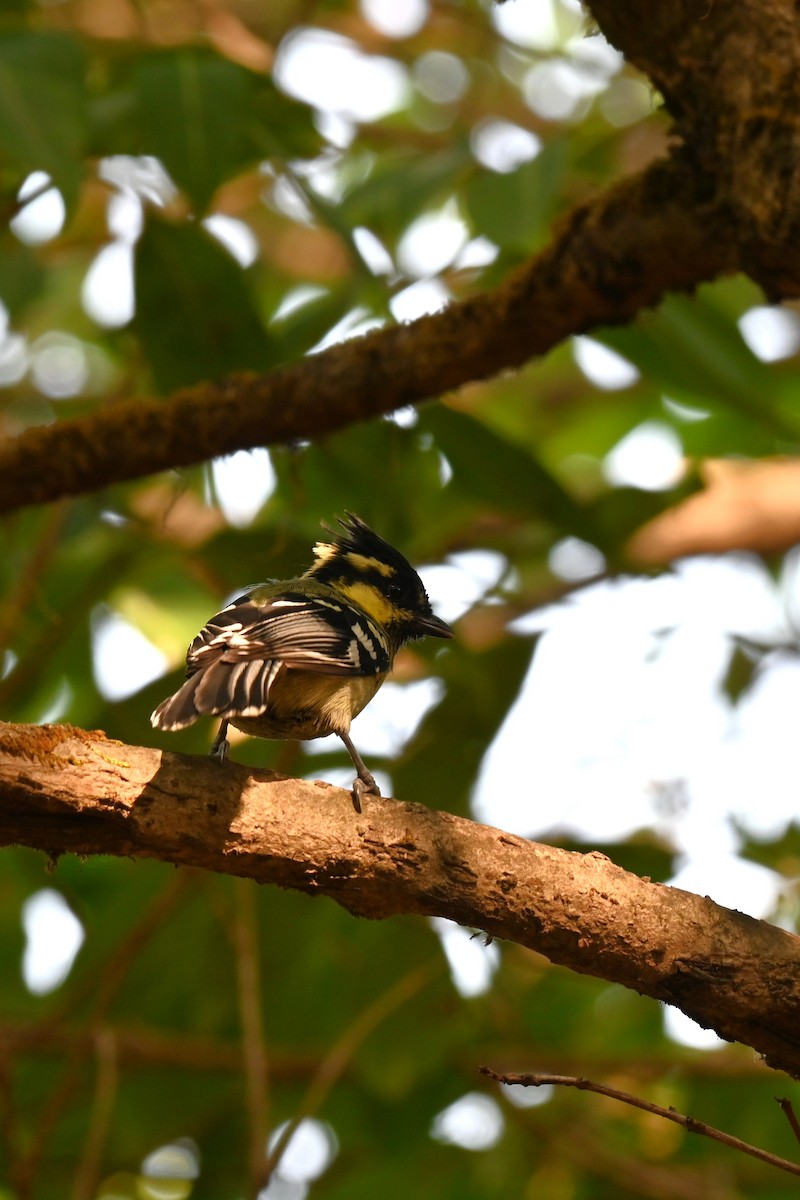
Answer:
[[262, 960, 438, 1186], [0, 155, 729, 515], [229, 879, 271, 1198], [588, 0, 800, 297], [17, 870, 196, 1194], [5, 2, 800, 519], [481, 1069, 800, 1180], [777, 1096, 800, 1147], [2, 720, 800, 1078], [70, 1030, 119, 1200]]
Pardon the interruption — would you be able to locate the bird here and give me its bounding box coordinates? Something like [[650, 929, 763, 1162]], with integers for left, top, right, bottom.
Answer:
[[150, 514, 453, 811]]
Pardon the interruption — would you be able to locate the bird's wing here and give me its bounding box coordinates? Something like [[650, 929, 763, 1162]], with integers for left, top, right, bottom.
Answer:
[[186, 590, 392, 678]]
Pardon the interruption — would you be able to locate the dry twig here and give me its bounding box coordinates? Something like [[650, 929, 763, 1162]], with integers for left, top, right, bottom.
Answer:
[[481, 1069, 800, 1179]]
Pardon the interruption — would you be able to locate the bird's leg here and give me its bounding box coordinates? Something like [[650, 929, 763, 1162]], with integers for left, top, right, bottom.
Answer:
[[339, 730, 379, 813], [210, 720, 230, 763]]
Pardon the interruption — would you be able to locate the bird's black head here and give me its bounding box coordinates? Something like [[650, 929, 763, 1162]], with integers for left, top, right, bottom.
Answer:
[[305, 513, 453, 647]]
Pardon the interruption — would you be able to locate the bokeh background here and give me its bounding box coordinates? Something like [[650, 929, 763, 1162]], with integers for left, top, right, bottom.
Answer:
[[2, 0, 800, 1196]]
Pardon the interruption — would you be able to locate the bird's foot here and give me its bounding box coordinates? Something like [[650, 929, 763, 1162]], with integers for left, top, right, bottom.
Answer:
[[209, 734, 227, 763], [351, 771, 380, 814], [210, 721, 230, 764], [210, 739, 229, 764]]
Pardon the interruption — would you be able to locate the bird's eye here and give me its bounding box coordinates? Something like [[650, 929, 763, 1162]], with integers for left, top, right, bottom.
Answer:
[[388, 579, 410, 604]]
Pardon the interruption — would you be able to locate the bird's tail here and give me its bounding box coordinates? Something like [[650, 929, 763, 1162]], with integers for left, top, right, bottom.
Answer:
[[151, 659, 281, 730], [150, 674, 205, 731]]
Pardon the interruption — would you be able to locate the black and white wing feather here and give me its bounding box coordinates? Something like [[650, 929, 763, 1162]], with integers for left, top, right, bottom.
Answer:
[[151, 590, 391, 731]]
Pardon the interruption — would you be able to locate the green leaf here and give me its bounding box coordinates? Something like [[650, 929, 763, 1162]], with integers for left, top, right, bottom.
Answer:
[[133, 217, 270, 392], [265, 286, 357, 367], [270, 421, 446, 538], [737, 820, 800, 870], [339, 145, 473, 241], [721, 640, 760, 704], [421, 406, 593, 536], [134, 50, 256, 213], [600, 291, 800, 441], [392, 634, 539, 817], [248, 79, 322, 160], [0, 31, 86, 208], [465, 139, 569, 251], [0, 237, 44, 315], [589, 474, 702, 550]]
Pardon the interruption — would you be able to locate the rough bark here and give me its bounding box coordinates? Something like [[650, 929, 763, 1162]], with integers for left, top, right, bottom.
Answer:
[[2, 7, 800, 513], [589, 0, 800, 296], [3, 720, 799, 1079], [0, 157, 728, 515]]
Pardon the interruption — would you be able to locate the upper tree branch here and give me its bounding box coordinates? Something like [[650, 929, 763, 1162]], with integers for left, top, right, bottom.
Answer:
[[2, 720, 800, 1078], [0, 155, 729, 515], [589, 0, 800, 293], [5, 1, 800, 515]]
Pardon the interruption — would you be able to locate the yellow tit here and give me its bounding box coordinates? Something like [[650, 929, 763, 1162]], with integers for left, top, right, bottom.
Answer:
[[151, 514, 453, 810]]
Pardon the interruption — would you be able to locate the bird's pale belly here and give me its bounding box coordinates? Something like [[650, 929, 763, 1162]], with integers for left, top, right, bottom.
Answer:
[[229, 669, 384, 742]]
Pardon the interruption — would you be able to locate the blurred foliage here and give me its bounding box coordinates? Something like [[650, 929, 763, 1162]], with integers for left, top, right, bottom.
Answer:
[[1, 0, 800, 1197]]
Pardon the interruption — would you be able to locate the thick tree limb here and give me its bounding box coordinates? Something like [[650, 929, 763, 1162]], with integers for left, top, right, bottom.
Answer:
[[5, 3, 800, 517], [589, 0, 800, 296], [2, 720, 800, 1078], [0, 156, 729, 515]]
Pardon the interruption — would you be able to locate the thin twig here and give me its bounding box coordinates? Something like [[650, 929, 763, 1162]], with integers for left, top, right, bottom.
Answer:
[[776, 1097, 800, 1148], [70, 1029, 119, 1200], [0, 1020, 320, 1078], [0, 501, 69, 657], [19, 872, 199, 1194], [0, 544, 136, 711], [230, 879, 270, 1200], [0, 1053, 29, 1200], [481, 1069, 800, 1179], [0, 174, 55, 223], [0, 1021, 771, 1082], [262, 960, 441, 1187], [68, 871, 200, 1022]]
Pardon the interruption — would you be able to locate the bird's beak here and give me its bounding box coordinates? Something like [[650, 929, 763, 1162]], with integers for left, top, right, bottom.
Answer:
[[414, 612, 454, 639]]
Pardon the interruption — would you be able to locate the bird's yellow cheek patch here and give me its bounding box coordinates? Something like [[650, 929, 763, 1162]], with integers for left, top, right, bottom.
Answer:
[[338, 581, 396, 626]]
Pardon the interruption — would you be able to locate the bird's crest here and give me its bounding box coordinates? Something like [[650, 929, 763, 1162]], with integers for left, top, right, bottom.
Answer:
[[307, 513, 411, 581]]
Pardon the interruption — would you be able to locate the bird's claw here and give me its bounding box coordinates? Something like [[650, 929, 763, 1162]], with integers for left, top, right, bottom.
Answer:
[[351, 772, 380, 814], [210, 719, 230, 763], [210, 737, 229, 764]]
